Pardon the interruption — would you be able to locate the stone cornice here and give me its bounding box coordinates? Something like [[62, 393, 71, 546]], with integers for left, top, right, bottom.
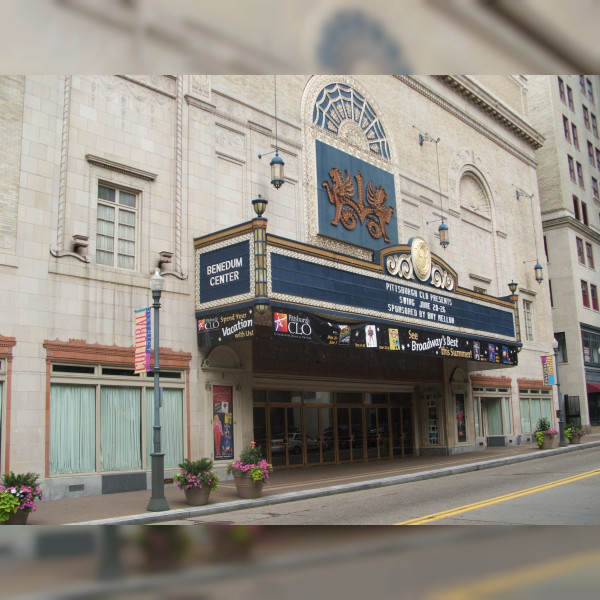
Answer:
[[44, 339, 191, 369], [85, 155, 157, 181], [0, 334, 17, 357], [542, 215, 600, 243], [470, 374, 512, 387], [435, 76, 544, 150], [397, 76, 540, 167], [518, 377, 552, 390]]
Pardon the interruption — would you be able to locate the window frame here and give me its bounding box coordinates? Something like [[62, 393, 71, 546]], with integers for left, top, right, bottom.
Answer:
[[592, 177, 599, 200], [49, 363, 186, 475], [558, 77, 566, 103], [567, 86, 574, 111], [582, 280, 590, 308], [568, 155, 576, 182], [583, 105, 590, 129], [585, 242, 595, 269], [96, 182, 139, 271], [555, 332, 568, 363], [522, 299, 534, 342], [591, 284, 599, 311], [587, 78, 595, 104], [572, 123, 579, 149], [576, 161, 584, 187], [576, 237, 585, 264], [563, 115, 571, 142]]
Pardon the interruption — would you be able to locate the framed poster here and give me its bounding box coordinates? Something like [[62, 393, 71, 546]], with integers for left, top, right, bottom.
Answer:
[[456, 394, 466, 443], [213, 385, 233, 459]]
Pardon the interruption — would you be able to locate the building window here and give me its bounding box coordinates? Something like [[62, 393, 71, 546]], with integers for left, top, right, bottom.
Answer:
[[49, 364, 185, 475], [593, 177, 599, 200], [586, 242, 595, 269], [582, 201, 588, 225], [573, 195, 580, 220], [555, 332, 568, 363], [583, 105, 590, 129], [577, 237, 585, 264], [543, 235, 549, 262], [520, 390, 553, 434], [572, 124, 579, 149], [567, 86, 574, 110], [582, 280, 590, 308], [568, 155, 576, 181], [549, 279, 553, 307], [593, 114, 599, 138], [587, 78, 595, 103], [588, 141, 595, 164], [563, 116, 571, 141], [96, 184, 137, 270], [580, 76, 586, 94], [522, 299, 534, 342], [582, 329, 600, 366], [591, 285, 599, 311], [596, 148, 600, 169], [558, 77, 566, 102], [576, 162, 584, 187]]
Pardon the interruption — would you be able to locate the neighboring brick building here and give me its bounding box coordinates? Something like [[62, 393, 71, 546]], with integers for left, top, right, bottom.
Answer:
[[1, 75, 558, 500]]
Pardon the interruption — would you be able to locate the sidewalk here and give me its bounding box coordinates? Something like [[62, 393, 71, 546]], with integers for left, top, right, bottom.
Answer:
[[29, 435, 600, 525]]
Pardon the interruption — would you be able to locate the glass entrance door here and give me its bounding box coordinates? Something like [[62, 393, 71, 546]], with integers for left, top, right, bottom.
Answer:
[[269, 405, 303, 467], [305, 406, 335, 465], [365, 407, 390, 459], [391, 407, 413, 456], [336, 407, 364, 462]]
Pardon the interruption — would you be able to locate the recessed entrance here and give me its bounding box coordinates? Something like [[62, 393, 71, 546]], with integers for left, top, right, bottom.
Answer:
[[253, 390, 413, 467]]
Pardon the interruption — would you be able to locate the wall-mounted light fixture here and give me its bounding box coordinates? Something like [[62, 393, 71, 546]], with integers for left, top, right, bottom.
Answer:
[[515, 187, 543, 284], [252, 195, 269, 314], [258, 75, 285, 190], [419, 130, 449, 249]]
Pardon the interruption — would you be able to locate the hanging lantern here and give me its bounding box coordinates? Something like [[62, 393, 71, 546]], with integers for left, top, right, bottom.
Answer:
[[438, 219, 449, 249]]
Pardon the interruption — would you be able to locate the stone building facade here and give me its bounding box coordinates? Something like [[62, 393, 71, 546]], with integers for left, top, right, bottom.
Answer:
[[528, 75, 600, 427], [0, 75, 557, 500]]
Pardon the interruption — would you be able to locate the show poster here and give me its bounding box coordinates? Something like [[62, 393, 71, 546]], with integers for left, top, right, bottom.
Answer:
[[456, 394, 466, 443], [213, 386, 233, 460], [272, 306, 518, 365]]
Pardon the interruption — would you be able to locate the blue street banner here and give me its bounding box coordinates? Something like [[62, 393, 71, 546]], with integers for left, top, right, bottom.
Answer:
[[134, 307, 151, 373]]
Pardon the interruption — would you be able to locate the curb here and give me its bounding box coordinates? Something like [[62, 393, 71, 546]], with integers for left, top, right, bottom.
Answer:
[[71, 440, 600, 525]]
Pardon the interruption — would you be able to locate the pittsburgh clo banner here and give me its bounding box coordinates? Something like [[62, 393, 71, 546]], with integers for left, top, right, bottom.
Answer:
[[134, 307, 152, 373]]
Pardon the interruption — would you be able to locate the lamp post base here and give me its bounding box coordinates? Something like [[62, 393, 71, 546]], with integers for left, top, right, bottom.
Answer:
[[147, 452, 170, 512]]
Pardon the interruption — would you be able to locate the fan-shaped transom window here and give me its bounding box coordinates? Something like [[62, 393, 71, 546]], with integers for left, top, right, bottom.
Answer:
[[313, 82, 390, 159]]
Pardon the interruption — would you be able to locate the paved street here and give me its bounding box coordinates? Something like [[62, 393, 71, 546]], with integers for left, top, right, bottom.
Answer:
[[154, 446, 600, 525]]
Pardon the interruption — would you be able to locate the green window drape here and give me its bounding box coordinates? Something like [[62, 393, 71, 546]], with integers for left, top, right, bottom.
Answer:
[[145, 388, 183, 468], [100, 387, 141, 471], [50, 385, 96, 474]]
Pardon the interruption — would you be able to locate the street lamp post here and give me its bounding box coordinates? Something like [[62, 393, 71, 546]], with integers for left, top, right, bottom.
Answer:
[[147, 268, 170, 511], [553, 337, 567, 447]]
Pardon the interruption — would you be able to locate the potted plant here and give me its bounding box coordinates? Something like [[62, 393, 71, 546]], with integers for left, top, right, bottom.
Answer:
[[0, 471, 43, 525], [534, 417, 558, 450], [226, 441, 273, 499], [565, 424, 586, 444], [0, 490, 20, 523], [174, 458, 219, 506]]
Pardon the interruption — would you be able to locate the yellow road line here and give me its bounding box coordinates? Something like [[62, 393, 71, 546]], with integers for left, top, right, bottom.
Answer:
[[425, 550, 600, 600], [396, 468, 600, 525]]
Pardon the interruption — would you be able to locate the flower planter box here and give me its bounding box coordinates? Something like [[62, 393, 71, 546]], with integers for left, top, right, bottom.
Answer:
[[1, 510, 30, 525], [183, 486, 211, 506], [233, 474, 264, 499], [539, 435, 558, 450], [568, 435, 582, 445]]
